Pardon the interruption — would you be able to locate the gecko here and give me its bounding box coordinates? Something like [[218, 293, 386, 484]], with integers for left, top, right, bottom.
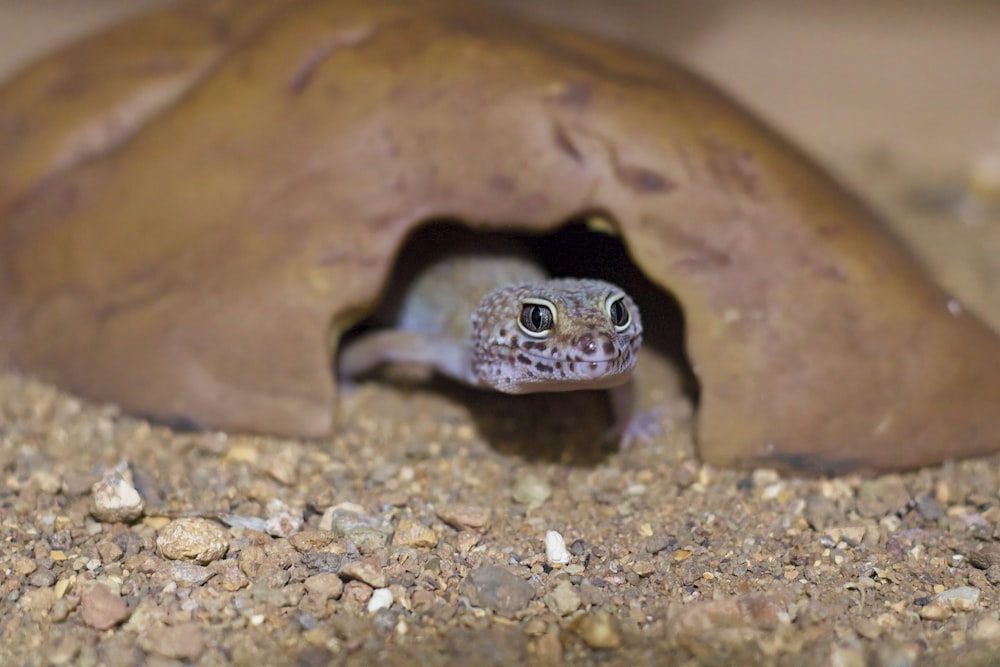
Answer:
[[336, 239, 656, 446]]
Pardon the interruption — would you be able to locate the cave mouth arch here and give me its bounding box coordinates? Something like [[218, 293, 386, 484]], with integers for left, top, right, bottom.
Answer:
[[336, 216, 699, 462]]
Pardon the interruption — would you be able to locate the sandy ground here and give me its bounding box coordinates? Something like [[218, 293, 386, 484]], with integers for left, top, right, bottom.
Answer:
[[1, 2, 1000, 666]]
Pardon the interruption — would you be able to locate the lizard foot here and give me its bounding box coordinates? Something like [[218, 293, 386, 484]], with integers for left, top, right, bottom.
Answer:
[[608, 407, 664, 450]]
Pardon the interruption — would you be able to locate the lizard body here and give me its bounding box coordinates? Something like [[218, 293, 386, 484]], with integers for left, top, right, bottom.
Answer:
[[337, 242, 651, 444]]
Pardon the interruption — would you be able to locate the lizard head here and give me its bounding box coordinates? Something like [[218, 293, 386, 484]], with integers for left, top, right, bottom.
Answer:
[[469, 278, 643, 394]]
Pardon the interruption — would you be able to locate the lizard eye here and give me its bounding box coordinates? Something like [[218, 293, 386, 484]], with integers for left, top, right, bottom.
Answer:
[[607, 295, 631, 332], [518, 299, 556, 337]]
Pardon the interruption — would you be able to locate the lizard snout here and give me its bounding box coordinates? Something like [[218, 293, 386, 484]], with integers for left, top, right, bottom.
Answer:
[[573, 333, 619, 360]]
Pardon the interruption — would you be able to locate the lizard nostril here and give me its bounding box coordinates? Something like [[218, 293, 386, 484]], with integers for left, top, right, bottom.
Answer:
[[575, 334, 598, 356]]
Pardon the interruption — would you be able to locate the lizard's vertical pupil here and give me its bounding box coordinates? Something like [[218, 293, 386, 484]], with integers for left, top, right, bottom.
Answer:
[[520, 303, 554, 333], [608, 297, 630, 331]]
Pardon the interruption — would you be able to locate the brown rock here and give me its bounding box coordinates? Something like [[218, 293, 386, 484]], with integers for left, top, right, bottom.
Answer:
[[392, 519, 437, 548], [856, 475, 911, 518], [570, 611, 622, 649], [163, 562, 215, 586], [304, 573, 344, 600], [79, 582, 130, 630], [544, 580, 582, 616], [455, 530, 481, 554], [211, 559, 250, 592], [96, 540, 124, 564], [156, 518, 229, 564], [436, 503, 492, 532], [459, 566, 534, 616], [339, 556, 386, 588], [966, 543, 1000, 570], [238, 545, 267, 579], [12, 556, 37, 575], [289, 529, 335, 552], [919, 599, 953, 621]]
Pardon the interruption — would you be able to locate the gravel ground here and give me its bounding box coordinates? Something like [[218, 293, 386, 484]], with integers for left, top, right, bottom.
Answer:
[[3, 360, 1000, 666], [2, 2, 1000, 666]]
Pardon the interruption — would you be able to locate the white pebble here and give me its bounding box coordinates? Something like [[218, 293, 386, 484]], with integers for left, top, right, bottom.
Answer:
[[761, 481, 786, 500], [935, 586, 981, 612], [545, 530, 571, 565], [368, 587, 393, 613], [264, 499, 303, 538], [90, 460, 144, 523]]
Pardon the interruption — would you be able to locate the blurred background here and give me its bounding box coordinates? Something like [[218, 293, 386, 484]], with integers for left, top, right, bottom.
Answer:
[[2, 0, 998, 324]]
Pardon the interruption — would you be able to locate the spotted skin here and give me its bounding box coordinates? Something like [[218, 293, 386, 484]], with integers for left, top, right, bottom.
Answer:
[[338, 249, 653, 445], [469, 279, 642, 394]]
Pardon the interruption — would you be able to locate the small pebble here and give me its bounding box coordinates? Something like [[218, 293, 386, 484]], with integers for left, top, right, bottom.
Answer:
[[933, 586, 980, 612], [803, 495, 841, 531], [260, 447, 300, 486], [751, 468, 780, 487], [304, 573, 344, 600], [545, 530, 571, 565], [632, 560, 655, 577], [156, 518, 230, 564], [165, 562, 215, 586], [455, 530, 481, 554], [824, 524, 868, 546], [913, 495, 944, 521], [855, 475, 911, 518], [919, 599, 953, 621], [28, 570, 55, 588], [12, 556, 37, 575], [571, 611, 622, 649], [459, 566, 534, 616], [90, 461, 144, 523], [263, 499, 304, 538], [435, 503, 491, 532], [644, 535, 676, 555], [340, 556, 387, 588], [79, 582, 130, 630], [96, 540, 124, 564], [761, 481, 786, 500], [966, 544, 1000, 570], [212, 560, 250, 592], [544, 580, 581, 616], [289, 529, 335, 552], [671, 461, 698, 488], [512, 473, 551, 508], [367, 587, 393, 613], [322, 505, 393, 554], [392, 518, 438, 548]]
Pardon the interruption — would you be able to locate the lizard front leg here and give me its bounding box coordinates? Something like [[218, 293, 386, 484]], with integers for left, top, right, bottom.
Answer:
[[337, 330, 474, 386], [608, 380, 662, 449]]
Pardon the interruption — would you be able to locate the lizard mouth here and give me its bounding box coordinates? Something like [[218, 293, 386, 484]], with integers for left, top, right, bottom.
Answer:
[[508, 344, 638, 379], [475, 342, 640, 394], [512, 346, 625, 366]]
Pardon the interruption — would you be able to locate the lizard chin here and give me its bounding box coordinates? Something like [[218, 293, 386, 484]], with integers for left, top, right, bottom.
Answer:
[[518, 367, 636, 393]]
